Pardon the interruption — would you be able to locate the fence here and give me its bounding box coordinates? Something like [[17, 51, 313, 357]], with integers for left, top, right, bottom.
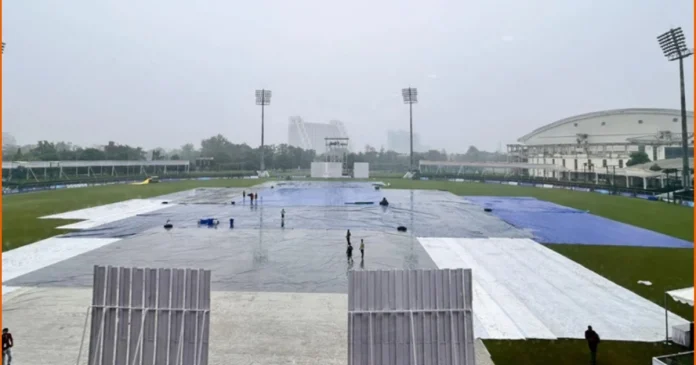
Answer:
[[652, 351, 694, 365], [348, 269, 476, 365], [418, 175, 694, 206], [81, 265, 212, 365]]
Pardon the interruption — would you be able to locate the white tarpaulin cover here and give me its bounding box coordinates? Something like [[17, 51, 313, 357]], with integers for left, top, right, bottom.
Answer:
[[41, 199, 175, 229], [667, 287, 694, 306], [2, 237, 122, 295], [418, 237, 689, 342], [310, 162, 343, 178]]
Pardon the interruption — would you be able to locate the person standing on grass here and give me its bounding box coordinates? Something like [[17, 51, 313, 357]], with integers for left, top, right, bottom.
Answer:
[[585, 325, 600, 365], [281, 208, 286, 228], [3, 328, 13, 365], [360, 239, 365, 259]]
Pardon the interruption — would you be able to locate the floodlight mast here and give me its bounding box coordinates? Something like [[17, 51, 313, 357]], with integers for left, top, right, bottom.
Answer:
[[255, 89, 272, 172], [658, 27, 693, 189], [402, 87, 418, 172]]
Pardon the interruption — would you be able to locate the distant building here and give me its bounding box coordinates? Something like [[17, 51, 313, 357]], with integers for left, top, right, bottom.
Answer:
[[288, 117, 350, 154], [507, 108, 694, 188], [387, 130, 422, 154]]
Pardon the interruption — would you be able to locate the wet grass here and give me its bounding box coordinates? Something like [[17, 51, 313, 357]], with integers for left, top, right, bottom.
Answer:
[[485, 339, 682, 365], [2, 179, 262, 250], [548, 244, 693, 320]]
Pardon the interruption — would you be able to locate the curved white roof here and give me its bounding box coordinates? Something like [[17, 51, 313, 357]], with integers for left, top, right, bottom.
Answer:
[[518, 108, 694, 146]]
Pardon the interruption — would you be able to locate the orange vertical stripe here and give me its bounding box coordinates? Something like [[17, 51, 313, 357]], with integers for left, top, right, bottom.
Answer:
[[0, 0, 5, 331]]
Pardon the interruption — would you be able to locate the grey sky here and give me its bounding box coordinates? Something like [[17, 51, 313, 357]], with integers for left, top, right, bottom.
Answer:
[[3, 0, 694, 153]]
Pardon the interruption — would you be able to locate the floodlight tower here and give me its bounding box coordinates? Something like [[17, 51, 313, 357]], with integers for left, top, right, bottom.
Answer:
[[255, 89, 272, 173], [658, 27, 693, 188], [402, 87, 418, 172]]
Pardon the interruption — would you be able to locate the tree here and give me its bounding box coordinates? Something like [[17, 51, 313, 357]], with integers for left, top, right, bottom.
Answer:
[[273, 144, 294, 170], [54, 141, 74, 152], [12, 148, 23, 161], [463, 146, 480, 161], [626, 151, 650, 167], [0, 134, 506, 173], [2, 133, 18, 161], [104, 141, 145, 160], [200, 134, 233, 160], [2, 133, 16, 149], [151, 148, 167, 161], [179, 143, 198, 160], [31, 141, 59, 160], [80, 148, 106, 160], [423, 149, 447, 161]]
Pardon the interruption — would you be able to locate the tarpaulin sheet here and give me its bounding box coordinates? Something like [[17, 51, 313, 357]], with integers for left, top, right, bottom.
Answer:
[[253, 186, 382, 206], [465, 197, 692, 248], [154, 182, 383, 206], [6, 229, 438, 294], [464, 196, 578, 213], [60, 188, 531, 240], [419, 237, 689, 341]]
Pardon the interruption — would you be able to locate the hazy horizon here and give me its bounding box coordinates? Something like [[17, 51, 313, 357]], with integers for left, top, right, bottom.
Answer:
[[3, 0, 694, 153]]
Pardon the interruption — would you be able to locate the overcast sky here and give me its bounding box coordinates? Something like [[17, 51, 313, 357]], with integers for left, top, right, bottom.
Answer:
[[3, 0, 694, 153]]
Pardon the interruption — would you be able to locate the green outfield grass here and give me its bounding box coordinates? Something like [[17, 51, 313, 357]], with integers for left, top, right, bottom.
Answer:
[[2, 179, 262, 250], [485, 339, 683, 365], [2, 177, 693, 365]]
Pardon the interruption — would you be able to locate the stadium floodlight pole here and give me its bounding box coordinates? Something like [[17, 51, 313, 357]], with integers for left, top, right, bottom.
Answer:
[[402, 87, 418, 171], [658, 27, 693, 189], [255, 89, 272, 172]]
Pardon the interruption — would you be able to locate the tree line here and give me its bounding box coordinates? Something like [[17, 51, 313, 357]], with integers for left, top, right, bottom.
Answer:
[[2, 134, 505, 172]]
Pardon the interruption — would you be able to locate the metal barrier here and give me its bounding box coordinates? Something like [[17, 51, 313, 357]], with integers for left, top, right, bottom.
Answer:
[[652, 351, 694, 365]]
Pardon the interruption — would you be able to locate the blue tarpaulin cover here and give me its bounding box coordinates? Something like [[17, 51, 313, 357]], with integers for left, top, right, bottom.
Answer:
[[465, 196, 692, 248]]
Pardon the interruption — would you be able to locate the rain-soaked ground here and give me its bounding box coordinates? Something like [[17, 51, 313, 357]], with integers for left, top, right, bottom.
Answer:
[[7, 228, 437, 293], [60, 184, 532, 239], [3, 181, 681, 365], [6, 181, 531, 294]]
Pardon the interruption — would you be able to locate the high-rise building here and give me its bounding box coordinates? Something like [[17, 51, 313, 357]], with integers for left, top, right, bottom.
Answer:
[[288, 117, 351, 154], [387, 130, 422, 154]]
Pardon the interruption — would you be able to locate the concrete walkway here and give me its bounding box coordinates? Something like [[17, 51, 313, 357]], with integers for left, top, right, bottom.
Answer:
[[5, 287, 496, 365]]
